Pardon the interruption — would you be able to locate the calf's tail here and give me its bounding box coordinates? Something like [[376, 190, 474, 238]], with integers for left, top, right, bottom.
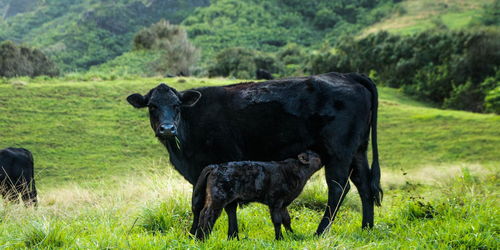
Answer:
[[192, 166, 212, 211], [348, 73, 383, 206]]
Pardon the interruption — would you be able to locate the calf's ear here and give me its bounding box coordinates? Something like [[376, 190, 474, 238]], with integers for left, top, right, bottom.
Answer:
[[298, 153, 310, 164], [127, 93, 148, 108], [180, 90, 202, 107]]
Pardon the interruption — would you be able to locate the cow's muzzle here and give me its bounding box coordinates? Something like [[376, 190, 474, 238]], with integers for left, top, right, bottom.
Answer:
[[158, 124, 177, 137]]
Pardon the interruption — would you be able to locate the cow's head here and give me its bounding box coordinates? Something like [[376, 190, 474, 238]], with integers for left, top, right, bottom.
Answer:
[[127, 83, 201, 139]]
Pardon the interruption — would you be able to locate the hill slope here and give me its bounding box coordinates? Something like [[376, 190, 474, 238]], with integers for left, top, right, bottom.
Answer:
[[361, 0, 495, 36], [0, 0, 209, 71], [0, 77, 498, 187]]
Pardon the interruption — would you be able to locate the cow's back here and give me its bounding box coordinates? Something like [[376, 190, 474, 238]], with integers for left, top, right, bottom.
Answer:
[[216, 73, 371, 160], [0, 147, 34, 181], [174, 72, 373, 183]]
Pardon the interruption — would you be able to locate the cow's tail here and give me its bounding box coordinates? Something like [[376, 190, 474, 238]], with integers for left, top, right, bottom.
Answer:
[[349, 73, 383, 206]]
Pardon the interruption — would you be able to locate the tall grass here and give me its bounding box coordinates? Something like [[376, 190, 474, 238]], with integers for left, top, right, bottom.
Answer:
[[0, 164, 497, 248]]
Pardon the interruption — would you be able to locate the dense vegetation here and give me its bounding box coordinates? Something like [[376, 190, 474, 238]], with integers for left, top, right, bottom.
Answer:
[[0, 0, 209, 71], [307, 30, 500, 113], [0, 77, 498, 248], [182, 0, 395, 56], [0, 0, 396, 71], [133, 20, 200, 76], [0, 40, 58, 77]]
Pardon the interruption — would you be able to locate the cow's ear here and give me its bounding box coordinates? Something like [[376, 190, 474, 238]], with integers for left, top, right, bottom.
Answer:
[[127, 93, 148, 108], [180, 90, 201, 107], [298, 152, 310, 164]]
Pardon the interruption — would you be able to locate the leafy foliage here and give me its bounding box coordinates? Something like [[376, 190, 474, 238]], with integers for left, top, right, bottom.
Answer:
[[0, 0, 209, 71], [182, 0, 394, 58], [208, 47, 282, 79], [0, 40, 58, 77], [306, 30, 500, 112], [133, 20, 200, 76], [479, 0, 500, 26]]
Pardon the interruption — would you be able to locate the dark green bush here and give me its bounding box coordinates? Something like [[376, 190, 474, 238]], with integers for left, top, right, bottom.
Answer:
[[313, 8, 341, 30], [482, 73, 500, 114], [208, 47, 282, 79], [306, 30, 500, 113], [132, 20, 200, 76], [0, 41, 59, 77]]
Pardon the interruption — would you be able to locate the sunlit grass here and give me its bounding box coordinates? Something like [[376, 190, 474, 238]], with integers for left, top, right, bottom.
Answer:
[[0, 164, 497, 248], [361, 0, 493, 36]]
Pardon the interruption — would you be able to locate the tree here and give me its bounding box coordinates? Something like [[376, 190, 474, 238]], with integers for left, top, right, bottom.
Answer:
[[133, 20, 200, 76]]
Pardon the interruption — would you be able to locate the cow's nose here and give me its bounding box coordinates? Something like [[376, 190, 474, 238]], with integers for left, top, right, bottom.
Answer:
[[159, 124, 177, 136]]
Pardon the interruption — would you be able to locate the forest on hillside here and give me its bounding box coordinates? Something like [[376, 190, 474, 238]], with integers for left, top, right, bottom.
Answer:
[[0, 0, 499, 113]]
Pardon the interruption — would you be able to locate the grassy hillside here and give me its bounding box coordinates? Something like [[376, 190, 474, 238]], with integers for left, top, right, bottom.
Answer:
[[0, 77, 498, 186], [0, 0, 208, 71], [0, 77, 498, 248], [361, 0, 495, 36], [2, 0, 496, 75]]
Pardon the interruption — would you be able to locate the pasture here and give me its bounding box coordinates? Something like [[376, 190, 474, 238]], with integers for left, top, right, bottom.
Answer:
[[0, 77, 498, 248]]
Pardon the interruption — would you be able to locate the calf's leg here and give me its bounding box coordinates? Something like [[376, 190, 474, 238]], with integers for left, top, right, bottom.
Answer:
[[269, 207, 283, 240], [190, 185, 206, 236], [225, 202, 239, 240], [196, 204, 223, 240], [282, 207, 293, 233]]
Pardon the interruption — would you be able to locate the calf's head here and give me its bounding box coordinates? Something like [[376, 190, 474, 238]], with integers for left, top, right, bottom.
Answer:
[[127, 83, 201, 138], [296, 150, 322, 176]]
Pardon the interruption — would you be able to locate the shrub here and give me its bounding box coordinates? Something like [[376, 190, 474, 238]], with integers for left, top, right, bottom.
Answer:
[[483, 76, 500, 114], [313, 8, 340, 30], [0, 41, 59, 77], [306, 30, 500, 113], [132, 20, 200, 76], [209, 47, 282, 79]]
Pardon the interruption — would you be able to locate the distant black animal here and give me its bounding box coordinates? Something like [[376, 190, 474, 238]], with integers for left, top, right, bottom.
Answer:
[[0, 147, 37, 205], [127, 72, 382, 235], [256, 68, 273, 80], [191, 151, 322, 240]]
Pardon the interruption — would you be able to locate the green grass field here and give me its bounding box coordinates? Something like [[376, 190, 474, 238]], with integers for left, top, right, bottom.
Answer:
[[0, 77, 498, 248]]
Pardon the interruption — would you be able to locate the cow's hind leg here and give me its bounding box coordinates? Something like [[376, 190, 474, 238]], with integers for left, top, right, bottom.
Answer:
[[225, 202, 239, 240], [350, 151, 374, 228], [315, 158, 352, 235]]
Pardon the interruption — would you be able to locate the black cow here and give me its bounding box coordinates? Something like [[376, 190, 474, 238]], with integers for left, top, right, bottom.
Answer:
[[0, 147, 37, 205], [256, 68, 273, 80], [192, 151, 322, 240], [127, 72, 382, 235]]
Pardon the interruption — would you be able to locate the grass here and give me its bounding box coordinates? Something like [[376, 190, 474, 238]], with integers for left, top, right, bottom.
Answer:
[[0, 164, 497, 248], [361, 0, 494, 36], [87, 50, 161, 77], [0, 76, 498, 248]]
